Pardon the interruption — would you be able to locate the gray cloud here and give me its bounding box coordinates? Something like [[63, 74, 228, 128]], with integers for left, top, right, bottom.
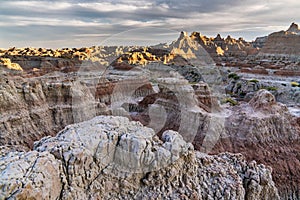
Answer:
[[0, 0, 299, 48]]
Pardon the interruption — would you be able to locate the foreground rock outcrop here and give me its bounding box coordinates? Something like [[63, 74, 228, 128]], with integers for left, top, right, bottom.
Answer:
[[0, 116, 279, 200]]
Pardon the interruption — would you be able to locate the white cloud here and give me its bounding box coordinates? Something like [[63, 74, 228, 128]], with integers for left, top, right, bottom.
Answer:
[[0, 15, 110, 27], [2, 1, 73, 11], [73, 33, 111, 37], [77, 2, 142, 12], [0, 0, 299, 47]]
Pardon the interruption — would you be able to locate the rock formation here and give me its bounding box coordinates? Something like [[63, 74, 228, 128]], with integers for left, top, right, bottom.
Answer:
[[0, 116, 279, 200], [210, 90, 300, 199], [0, 26, 300, 199], [0, 72, 157, 150], [169, 31, 215, 66], [190, 32, 258, 63], [260, 23, 300, 55], [183, 23, 300, 78]]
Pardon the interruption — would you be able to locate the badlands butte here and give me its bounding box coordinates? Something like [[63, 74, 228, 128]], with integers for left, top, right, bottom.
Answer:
[[0, 23, 300, 199]]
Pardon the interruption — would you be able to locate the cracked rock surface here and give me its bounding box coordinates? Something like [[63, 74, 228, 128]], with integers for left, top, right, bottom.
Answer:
[[1, 116, 279, 199]]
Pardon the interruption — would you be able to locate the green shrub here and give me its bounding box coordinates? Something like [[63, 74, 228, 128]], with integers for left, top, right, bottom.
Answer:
[[261, 86, 278, 91], [248, 79, 259, 83], [228, 73, 240, 80], [267, 86, 277, 91], [240, 92, 247, 97], [222, 98, 238, 106]]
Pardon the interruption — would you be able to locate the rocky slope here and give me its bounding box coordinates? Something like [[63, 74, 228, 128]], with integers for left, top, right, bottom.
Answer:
[[0, 74, 105, 149], [1, 68, 296, 199], [0, 116, 279, 200]]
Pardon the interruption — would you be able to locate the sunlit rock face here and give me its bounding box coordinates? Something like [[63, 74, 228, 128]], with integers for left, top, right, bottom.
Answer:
[[0, 58, 23, 74], [0, 116, 279, 200], [190, 32, 258, 63]]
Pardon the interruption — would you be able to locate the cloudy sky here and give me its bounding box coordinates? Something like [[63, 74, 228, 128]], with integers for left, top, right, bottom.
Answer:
[[0, 0, 299, 48]]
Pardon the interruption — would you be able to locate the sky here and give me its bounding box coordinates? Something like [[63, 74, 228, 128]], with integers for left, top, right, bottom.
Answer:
[[0, 0, 299, 48]]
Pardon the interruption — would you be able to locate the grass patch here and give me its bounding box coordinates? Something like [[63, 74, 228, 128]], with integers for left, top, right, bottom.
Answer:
[[248, 79, 259, 83]]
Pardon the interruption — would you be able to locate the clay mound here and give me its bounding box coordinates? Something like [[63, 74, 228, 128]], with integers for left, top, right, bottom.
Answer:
[[249, 89, 287, 114]]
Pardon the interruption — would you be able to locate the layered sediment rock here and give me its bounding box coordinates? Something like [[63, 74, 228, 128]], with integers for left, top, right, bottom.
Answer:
[[0, 34, 217, 150], [0, 75, 88, 149], [210, 90, 300, 199], [0, 116, 279, 200], [185, 23, 300, 77], [260, 23, 300, 56], [169, 31, 215, 66], [0, 72, 155, 149]]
